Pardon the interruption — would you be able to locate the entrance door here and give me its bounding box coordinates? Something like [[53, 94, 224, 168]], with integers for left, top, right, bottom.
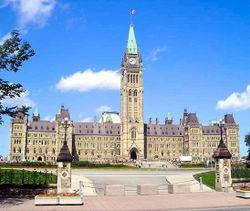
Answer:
[[130, 150, 137, 160]]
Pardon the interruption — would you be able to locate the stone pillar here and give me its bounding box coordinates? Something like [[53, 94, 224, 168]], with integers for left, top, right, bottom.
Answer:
[[214, 157, 232, 192], [56, 134, 73, 193], [213, 120, 232, 192]]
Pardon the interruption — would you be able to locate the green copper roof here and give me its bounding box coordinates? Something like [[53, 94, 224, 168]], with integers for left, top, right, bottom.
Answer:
[[33, 109, 39, 117], [127, 24, 138, 55], [106, 113, 112, 123], [209, 120, 217, 126], [166, 112, 172, 121]]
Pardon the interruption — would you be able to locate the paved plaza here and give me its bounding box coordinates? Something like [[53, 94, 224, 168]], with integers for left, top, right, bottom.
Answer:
[[0, 192, 249, 211], [71, 169, 211, 195]]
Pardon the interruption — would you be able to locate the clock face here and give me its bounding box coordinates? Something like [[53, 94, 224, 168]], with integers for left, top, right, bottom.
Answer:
[[129, 58, 136, 65]]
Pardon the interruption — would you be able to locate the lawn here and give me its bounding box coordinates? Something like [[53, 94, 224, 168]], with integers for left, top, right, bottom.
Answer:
[[193, 171, 215, 190], [0, 168, 57, 185]]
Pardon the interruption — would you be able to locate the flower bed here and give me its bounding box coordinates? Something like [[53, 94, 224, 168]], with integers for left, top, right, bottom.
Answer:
[[35, 194, 58, 205], [236, 187, 250, 199]]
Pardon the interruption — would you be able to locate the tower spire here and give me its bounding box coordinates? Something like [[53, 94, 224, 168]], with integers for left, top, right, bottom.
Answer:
[[126, 24, 138, 55]]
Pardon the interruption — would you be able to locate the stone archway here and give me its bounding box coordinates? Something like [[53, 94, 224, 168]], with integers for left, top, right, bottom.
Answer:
[[38, 156, 42, 161], [130, 150, 137, 160]]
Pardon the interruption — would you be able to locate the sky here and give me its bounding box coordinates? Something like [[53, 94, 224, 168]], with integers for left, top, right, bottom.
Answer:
[[0, 0, 250, 158]]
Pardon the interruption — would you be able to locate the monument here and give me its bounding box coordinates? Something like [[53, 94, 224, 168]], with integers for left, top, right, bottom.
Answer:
[[213, 119, 233, 192], [57, 117, 73, 194]]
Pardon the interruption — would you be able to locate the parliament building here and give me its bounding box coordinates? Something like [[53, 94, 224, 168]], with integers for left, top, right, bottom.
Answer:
[[8, 24, 241, 163]]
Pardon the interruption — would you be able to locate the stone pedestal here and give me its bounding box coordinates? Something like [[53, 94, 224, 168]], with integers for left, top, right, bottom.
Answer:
[[213, 123, 232, 192], [56, 138, 73, 194], [57, 161, 72, 194], [215, 158, 233, 192]]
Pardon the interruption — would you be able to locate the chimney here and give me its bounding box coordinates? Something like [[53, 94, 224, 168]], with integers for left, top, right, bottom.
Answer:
[[149, 117, 152, 124], [156, 118, 159, 125]]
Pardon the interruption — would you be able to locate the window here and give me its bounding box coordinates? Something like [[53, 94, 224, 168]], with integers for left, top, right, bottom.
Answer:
[[13, 147, 16, 153], [136, 75, 138, 83], [134, 89, 137, 96], [127, 74, 130, 83], [133, 75, 135, 83], [131, 129, 136, 139], [129, 89, 132, 96]]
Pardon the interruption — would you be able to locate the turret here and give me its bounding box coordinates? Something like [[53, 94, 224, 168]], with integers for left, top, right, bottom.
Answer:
[[32, 109, 40, 122], [165, 112, 173, 125]]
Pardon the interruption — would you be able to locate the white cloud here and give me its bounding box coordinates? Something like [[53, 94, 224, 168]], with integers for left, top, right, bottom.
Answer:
[[0, 32, 11, 45], [2, 0, 56, 28], [56, 69, 120, 92], [2, 90, 35, 107], [216, 85, 250, 111], [43, 116, 55, 121], [97, 106, 112, 114], [81, 117, 92, 122], [150, 46, 167, 61]]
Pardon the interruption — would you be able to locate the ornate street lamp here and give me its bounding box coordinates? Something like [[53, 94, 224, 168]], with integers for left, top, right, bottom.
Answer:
[[57, 117, 73, 194], [218, 118, 224, 145], [61, 117, 70, 145]]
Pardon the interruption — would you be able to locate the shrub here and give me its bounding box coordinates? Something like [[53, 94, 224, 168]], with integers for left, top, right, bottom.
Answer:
[[180, 163, 206, 168]]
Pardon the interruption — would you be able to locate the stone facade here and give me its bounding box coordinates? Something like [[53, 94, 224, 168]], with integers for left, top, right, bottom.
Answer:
[[8, 24, 241, 163]]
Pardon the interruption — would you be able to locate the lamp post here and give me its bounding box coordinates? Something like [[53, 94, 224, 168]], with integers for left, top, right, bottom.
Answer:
[[61, 117, 70, 146], [56, 117, 73, 194], [219, 118, 224, 145]]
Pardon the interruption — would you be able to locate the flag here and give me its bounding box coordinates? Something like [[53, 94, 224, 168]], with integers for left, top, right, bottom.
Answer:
[[131, 9, 135, 15]]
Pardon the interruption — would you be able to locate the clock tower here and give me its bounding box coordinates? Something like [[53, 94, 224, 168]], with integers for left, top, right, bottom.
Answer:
[[121, 24, 144, 160]]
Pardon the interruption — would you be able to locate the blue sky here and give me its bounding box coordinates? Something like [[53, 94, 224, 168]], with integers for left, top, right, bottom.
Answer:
[[0, 0, 250, 157]]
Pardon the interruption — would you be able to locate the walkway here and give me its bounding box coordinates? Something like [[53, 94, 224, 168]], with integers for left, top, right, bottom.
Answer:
[[71, 175, 96, 196], [0, 192, 249, 211]]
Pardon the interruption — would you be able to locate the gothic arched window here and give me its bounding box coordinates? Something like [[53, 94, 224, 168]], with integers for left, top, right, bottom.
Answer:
[[52, 148, 55, 154], [133, 75, 135, 83], [131, 129, 136, 139], [13, 147, 16, 153], [18, 147, 21, 153], [129, 89, 132, 96], [134, 89, 137, 96], [136, 75, 138, 83], [127, 74, 130, 83]]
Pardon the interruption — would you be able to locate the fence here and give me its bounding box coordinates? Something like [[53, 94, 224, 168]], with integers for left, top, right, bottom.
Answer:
[[0, 168, 57, 185], [231, 167, 250, 179]]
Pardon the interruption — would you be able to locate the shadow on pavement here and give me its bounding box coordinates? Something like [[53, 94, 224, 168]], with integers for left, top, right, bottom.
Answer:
[[0, 198, 31, 207]]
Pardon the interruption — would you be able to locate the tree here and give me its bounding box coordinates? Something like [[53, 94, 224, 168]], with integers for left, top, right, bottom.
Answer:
[[244, 133, 250, 161], [0, 30, 35, 124]]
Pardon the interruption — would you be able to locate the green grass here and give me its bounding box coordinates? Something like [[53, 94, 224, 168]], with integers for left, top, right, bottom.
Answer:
[[193, 171, 215, 190], [0, 169, 57, 185]]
